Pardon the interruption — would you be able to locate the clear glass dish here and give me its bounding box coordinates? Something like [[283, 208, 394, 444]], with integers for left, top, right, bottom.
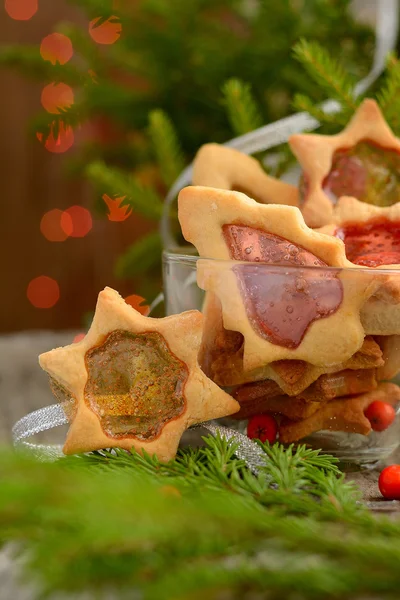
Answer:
[[163, 249, 400, 467]]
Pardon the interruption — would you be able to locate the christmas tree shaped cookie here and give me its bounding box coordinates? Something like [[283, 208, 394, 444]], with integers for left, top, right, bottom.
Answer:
[[290, 99, 400, 227], [39, 287, 239, 460], [178, 186, 378, 371]]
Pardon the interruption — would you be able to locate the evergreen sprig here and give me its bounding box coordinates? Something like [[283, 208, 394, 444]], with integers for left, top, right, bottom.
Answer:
[[291, 41, 400, 138], [85, 160, 164, 221], [148, 110, 185, 187], [292, 39, 358, 114], [376, 54, 400, 131], [1, 436, 400, 599], [222, 78, 263, 137]]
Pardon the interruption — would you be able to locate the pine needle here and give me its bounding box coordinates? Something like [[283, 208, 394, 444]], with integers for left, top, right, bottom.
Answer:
[[292, 93, 351, 130], [86, 161, 164, 221], [222, 78, 263, 136], [376, 53, 400, 132], [293, 39, 358, 112], [148, 109, 185, 187], [2, 438, 400, 598]]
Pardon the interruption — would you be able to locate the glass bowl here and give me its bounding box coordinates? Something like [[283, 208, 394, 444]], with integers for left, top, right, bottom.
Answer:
[[163, 249, 400, 467]]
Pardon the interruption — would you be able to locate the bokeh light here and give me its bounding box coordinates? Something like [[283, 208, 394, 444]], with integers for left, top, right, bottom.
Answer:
[[89, 16, 122, 45], [27, 276, 60, 309], [41, 83, 74, 114], [73, 333, 86, 343], [40, 33, 73, 65], [124, 295, 150, 316], [37, 121, 75, 154], [102, 194, 132, 222], [5, 0, 38, 20], [61, 206, 92, 238], [40, 209, 73, 242]]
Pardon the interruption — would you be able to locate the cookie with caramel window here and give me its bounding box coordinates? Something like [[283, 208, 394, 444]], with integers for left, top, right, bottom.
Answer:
[[39, 287, 239, 460], [178, 186, 378, 370], [318, 196, 400, 334], [290, 100, 400, 227]]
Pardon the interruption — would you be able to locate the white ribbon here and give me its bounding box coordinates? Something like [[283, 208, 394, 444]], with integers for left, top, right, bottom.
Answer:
[[13, 0, 399, 460]]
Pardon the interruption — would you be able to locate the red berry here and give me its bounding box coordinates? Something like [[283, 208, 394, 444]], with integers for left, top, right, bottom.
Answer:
[[364, 400, 396, 432], [247, 414, 278, 444], [379, 465, 400, 500]]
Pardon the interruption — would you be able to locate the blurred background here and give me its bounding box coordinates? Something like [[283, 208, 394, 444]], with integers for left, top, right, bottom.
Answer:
[[0, 0, 384, 437]]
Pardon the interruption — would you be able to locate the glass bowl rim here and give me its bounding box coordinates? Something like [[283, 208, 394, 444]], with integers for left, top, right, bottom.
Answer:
[[163, 248, 400, 274]]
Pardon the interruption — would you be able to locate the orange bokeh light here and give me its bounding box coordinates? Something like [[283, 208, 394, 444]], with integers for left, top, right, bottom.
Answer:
[[124, 295, 150, 316], [89, 16, 122, 45], [37, 121, 74, 154], [5, 0, 37, 20], [27, 276, 60, 309], [40, 209, 73, 242], [40, 33, 73, 65], [102, 194, 132, 222], [41, 83, 74, 114], [61, 206, 92, 238], [73, 333, 86, 343]]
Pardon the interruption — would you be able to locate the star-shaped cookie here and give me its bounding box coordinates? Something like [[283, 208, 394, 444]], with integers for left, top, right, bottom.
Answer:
[[193, 143, 298, 207], [289, 99, 400, 227], [39, 287, 239, 461], [178, 185, 378, 371]]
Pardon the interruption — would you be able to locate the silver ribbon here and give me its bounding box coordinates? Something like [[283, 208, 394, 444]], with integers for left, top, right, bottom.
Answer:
[[12, 0, 399, 463], [12, 407, 266, 471], [200, 421, 266, 473]]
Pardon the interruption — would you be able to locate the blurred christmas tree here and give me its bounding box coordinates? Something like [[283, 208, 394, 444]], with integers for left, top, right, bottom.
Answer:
[[0, 0, 374, 298]]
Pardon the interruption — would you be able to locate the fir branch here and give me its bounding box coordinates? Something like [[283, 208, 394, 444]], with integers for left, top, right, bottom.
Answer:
[[293, 39, 358, 112], [31, 105, 85, 142], [292, 93, 350, 130], [86, 161, 164, 221], [68, 0, 117, 20], [2, 439, 400, 598], [115, 231, 163, 279], [222, 78, 263, 137], [376, 53, 400, 134], [148, 109, 185, 187], [0, 45, 88, 85]]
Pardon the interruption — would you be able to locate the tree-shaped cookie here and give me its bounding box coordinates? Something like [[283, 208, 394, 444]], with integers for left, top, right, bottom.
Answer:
[[178, 186, 378, 371], [39, 287, 239, 460], [290, 99, 400, 227]]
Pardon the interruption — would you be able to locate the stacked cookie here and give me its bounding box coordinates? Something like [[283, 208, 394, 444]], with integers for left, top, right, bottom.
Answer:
[[178, 99, 400, 442]]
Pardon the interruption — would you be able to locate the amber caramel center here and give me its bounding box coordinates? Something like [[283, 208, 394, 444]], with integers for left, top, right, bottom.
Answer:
[[84, 330, 188, 440], [49, 377, 78, 423], [300, 140, 400, 207], [223, 225, 343, 348]]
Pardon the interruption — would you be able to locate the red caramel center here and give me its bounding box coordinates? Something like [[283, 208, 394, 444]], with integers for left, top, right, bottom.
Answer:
[[84, 330, 188, 441], [49, 377, 78, 423], [223, 225, 343, 349], [335, 218, 400, 267]]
